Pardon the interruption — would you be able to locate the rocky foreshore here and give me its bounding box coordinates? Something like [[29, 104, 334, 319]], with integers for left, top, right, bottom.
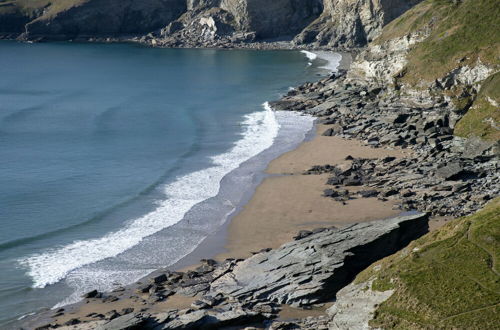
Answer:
[[271, 70, 499, 218], [28, 213, 428, 330]]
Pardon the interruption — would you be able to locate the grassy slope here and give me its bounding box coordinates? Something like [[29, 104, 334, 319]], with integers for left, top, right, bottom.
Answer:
[[377, 0, 500, 141], [454, 72, 500, 141], [0, 0, 85, 20], [355, 198, 500, 329], [378, 0, 500, 84]]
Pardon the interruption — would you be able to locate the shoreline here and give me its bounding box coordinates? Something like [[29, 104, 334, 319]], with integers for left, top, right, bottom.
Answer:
[[18, 50, 342, 329], [20, 51, 355, 328], [24, 117, 412, 330], [213, 124, 407, 262], [20, 40, 498, 329], [24, 123, 409, 329], [0, 36, 361, 53]]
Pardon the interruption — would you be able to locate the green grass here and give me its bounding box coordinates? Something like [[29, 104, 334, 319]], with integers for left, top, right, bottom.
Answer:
[[355, 198, 500, 329], [378, 0, 500, 85], [455, 72, 500, 141], [0, 0, 86, 19]]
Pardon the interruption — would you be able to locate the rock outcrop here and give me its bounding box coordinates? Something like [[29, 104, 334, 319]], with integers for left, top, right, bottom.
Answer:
[[271, 68, 499, 217], [220, 0, 323, 39], [209, 213, 428, 306], [294, 0, 423, 48], [154, 0, 323, 48]]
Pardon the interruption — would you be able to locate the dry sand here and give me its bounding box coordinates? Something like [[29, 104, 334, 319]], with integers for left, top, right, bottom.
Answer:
[[215, 124, 408, 261]]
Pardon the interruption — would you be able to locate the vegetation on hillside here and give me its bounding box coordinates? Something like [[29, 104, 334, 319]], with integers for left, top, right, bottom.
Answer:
[[454, 72, 500, 141], [355, 198, 500, 329], [0, 0, 85, 24], [377, 0, 500, 141], [379, 0, 500, 85]]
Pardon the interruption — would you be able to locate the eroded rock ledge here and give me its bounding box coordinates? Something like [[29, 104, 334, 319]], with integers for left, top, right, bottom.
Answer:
[[33, 213, 428, 329]]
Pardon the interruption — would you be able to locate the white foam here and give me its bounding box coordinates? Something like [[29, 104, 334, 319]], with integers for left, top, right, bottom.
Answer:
[[300, 50, 318, 61], [301, 50, 342, 73], [19, 104, 281, 289], [315, 51, 342, 73]]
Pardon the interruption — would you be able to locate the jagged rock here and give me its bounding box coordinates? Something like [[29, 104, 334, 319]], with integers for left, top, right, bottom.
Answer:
[[161, 306, 266, 330], [210, 213, 428, 307], [102, 295, 120, 303], [358, 190, 379, 198], [137, 284, 153, 293], [293, 230, 313, 240], [121, 308, 135, 315], [343, 177, 362, 186], [97, 313, 146, 330], [83, 289, 102, 299], [64, 318, 81, 326], [152, 274, 169, 284], [322, 128, 334, 136], [105, 310, 121, 320], [436, 162, 472, 180]]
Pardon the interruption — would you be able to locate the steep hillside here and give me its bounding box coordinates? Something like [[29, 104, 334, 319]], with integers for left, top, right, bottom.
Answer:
[[349, 0, 499, 136], [354, 198, 500, 329], [455, 72, 500, 141], [0, 0, 186, 39], [154, 0, 323, 47]]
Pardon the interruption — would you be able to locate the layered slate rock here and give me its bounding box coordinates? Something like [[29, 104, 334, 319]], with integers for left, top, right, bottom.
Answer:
[[34, 214, 429, 329], [210, 213, 428, 307]]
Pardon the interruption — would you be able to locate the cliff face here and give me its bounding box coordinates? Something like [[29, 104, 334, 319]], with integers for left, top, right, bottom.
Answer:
[[0, 2, 30, 35], [153, 0, 323, 47], [1, 0, 421, 48], [347, 0, 499, 133], [294, 0, 423, 48], [3, 0, 186, 40], [219, 0, 323, 39]]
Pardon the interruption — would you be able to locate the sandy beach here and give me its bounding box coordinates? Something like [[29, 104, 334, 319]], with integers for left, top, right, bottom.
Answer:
[[215, 124, 408, 260]]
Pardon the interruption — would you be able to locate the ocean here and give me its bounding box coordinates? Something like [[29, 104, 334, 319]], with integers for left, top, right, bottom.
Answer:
[[0, 41, 339, 326]]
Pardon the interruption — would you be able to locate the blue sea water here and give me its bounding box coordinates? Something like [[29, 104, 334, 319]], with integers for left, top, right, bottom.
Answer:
[[0, 41, 335, 326]]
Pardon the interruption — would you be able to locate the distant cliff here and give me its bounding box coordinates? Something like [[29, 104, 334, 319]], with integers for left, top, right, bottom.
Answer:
[[0, 0, 186, 40], [0, 0, 420, 49]]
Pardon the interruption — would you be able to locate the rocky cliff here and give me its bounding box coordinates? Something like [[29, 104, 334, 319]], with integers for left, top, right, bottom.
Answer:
[[294, 0, 422, 48], [347, 0, 499, 136], [1, 0, 187, 40], [1, 0, 421, 49], [151, 0, 324, 48]]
